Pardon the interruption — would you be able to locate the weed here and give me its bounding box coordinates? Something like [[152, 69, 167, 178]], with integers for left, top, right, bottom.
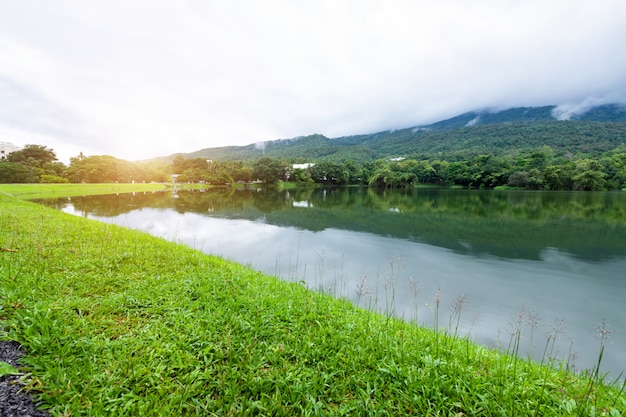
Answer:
[[407, 275, 420, 324], [578, 319, 615, 414], [448, 293, 468, 340], [355, 275, 371, 308]]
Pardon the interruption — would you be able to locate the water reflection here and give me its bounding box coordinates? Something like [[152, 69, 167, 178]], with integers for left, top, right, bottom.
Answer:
[[41, 188, 626, 262], [38, 188, 626, 377]]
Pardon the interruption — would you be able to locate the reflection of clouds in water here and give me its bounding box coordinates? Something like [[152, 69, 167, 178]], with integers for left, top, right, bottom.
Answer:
[[86, 207, 626, 377]]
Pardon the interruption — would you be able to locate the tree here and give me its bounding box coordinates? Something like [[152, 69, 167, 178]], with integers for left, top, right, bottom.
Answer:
[[430, 160, 449, 184], [343, 160, 363, 184], [253, 158, 287, 184], [182, 168, 205, 183], [67, 155, 124, 183], [0, 162, 38, 183], [308, 162, 350, 185], [292, 168, 315, 184], [66, 154, 171, 183], [573, 159, 607, 191], [7, 144, 58, 167], [233, 166, 253, 183], [368, 164, 417, 189], [573, 170, 606, 191], [3, 144, 66, 182], [40, 174, 68, 183], [134, 161, 170, 183], [446, 161, 472, 187], [172, 155, 187, 174], [508, 171, 530, 188], [543, 163, 575, 190]]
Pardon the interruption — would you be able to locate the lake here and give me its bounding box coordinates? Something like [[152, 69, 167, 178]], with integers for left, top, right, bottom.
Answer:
[[38, 187, 626, 378]]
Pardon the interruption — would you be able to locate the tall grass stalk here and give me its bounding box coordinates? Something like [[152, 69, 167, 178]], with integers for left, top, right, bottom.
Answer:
[[448, 293, 468, 341], [430, 288, 443, 355], [355, 275, 371, 308], [407, 276, 420, 325], [382, 256, 403, 319], [578, 319, 614, 415], [533, 318, 566, 416]]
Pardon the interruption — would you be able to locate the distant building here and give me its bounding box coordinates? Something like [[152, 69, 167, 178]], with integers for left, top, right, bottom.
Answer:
[[0, 142, 22, 161], [292, 163, 315, 169]]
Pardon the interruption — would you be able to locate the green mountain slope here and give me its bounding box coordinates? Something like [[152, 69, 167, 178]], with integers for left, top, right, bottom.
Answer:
[[167, 104, 626, 163]]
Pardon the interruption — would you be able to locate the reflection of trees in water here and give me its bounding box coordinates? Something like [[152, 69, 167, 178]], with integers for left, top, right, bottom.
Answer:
[[38, 188, 626, 262], [305, 188, 626, 224], [250, 188, 291, 213], [174, 188, 250, 214], [36, 192, 173, 216]]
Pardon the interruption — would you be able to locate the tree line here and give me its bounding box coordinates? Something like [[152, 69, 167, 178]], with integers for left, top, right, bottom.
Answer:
[[252, 146, 626, 191], [2, 144, 626, 191]]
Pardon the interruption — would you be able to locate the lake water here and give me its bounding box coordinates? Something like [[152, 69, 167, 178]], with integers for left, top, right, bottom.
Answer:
[[38, 187, 626, 378]]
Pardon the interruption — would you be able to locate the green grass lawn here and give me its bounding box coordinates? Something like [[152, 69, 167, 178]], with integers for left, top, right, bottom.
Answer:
[[0, 190, 624, 415], [0, 182, 217, 200], [0, 183, 170, 199]]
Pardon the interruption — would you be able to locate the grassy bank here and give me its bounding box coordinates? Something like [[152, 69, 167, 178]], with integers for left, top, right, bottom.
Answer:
[[1, 194, 625, 415], [0, 183, 170, 199], [0, 183, 218, 200]]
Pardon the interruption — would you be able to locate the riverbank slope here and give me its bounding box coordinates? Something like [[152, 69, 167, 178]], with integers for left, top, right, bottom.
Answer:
[[0, 193, 624, 415]]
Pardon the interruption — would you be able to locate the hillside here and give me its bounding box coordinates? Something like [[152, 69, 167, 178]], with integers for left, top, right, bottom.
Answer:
[[166, 104, 626, 163]]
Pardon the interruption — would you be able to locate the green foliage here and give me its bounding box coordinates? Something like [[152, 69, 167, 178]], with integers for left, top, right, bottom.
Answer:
[[368, 161, 417, 189], [0, 151, 170, 185], [573, 103, 626, 122], [0, 361, 19, 377], [290, 168, 314, 184], [309, 161, 356, 185], [295, 148, 626, 190], [39, 174, 68, 183], [6, 144, 58, 166], [164, 118, 626, 190], [66, 155, 169, 183], [1, 144, 66, 183], [178, 121, 626, 165], [5, 109, 626, 190], [169, 156, 255, 185], [0, 162, 38, 183], [253, 157, 288, 184]]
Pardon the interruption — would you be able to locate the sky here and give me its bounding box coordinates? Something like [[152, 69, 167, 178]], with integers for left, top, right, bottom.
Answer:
[[1, 1, 626, 163]]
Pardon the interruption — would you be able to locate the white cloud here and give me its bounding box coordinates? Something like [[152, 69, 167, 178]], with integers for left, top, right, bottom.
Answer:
[[466, 116, 480, 127], [1, 0, 626, 163]]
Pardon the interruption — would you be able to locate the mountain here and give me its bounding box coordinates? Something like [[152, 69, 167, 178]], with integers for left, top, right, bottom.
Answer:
[[568, 104, 626, 122], [166, 104, 626, 163], [406, 104, 626, 131], [417, 106, 558, 130]]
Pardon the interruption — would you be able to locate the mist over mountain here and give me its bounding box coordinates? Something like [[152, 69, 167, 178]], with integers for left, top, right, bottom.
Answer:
[[163, 104, 626, 163], [419, 104, 626, 130]]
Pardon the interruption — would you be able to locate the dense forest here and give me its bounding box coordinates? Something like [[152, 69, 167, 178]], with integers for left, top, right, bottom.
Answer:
[[2, 106, 626, 191]]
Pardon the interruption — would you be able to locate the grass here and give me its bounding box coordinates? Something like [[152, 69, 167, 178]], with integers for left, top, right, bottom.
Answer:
[[0, 182, 217, 200], [1, 190, 625, 415], [0, 183, 170, 199]]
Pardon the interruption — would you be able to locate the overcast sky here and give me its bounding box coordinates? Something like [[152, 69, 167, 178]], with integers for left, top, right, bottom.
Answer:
[[2, 1, 626, 163]]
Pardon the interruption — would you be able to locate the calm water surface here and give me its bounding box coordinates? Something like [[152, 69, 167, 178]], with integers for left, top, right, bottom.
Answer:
[[39, 188, 626, 377]]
